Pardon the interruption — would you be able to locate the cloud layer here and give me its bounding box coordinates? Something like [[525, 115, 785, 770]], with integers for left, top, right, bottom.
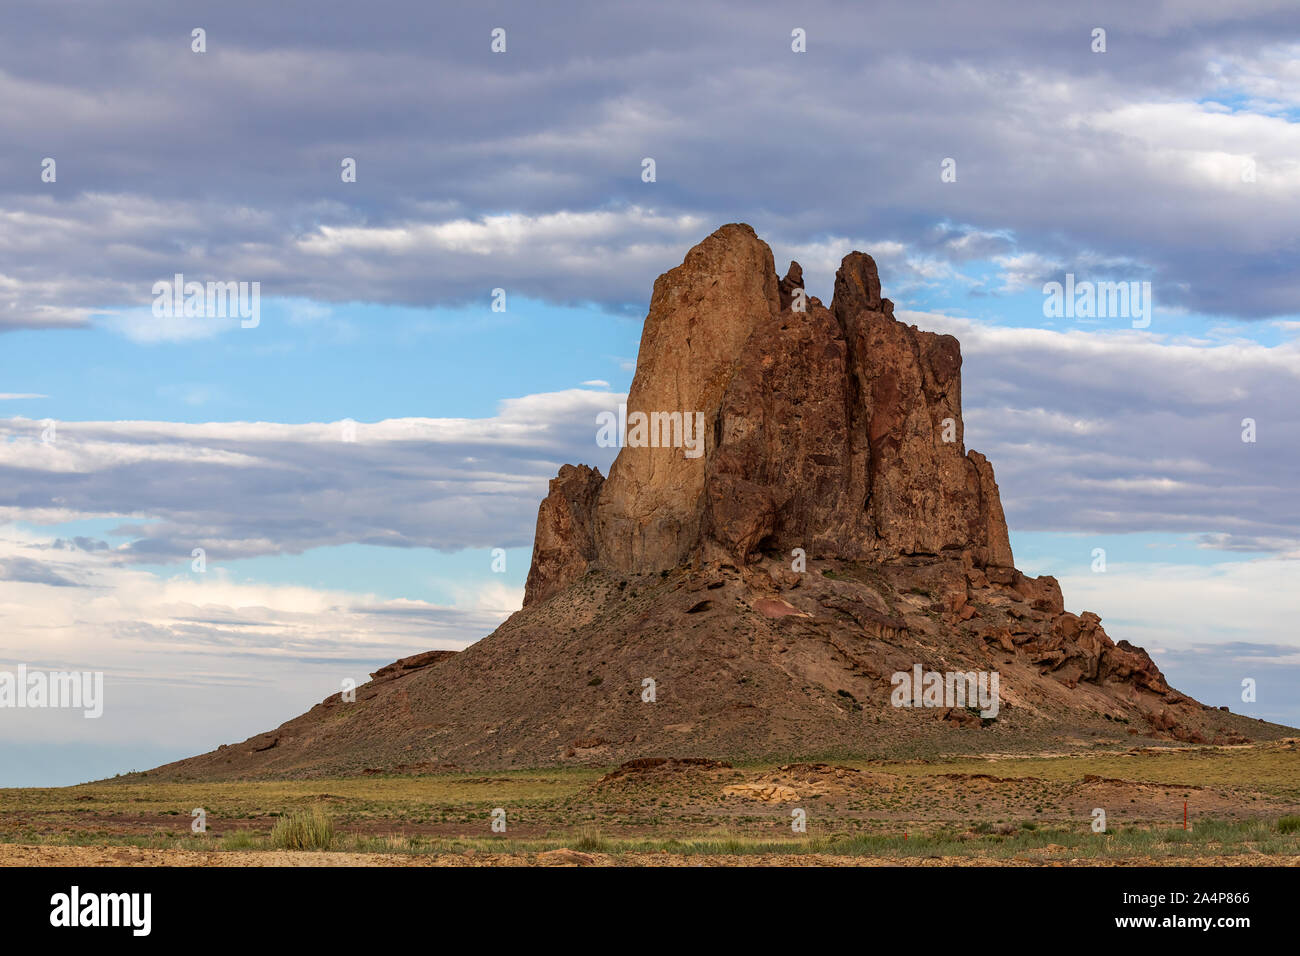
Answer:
[[912, 314, 1300, 553], [0, 389, 622, 563], [3, 2, 1300, 328], [3, 310, 1298, 577]]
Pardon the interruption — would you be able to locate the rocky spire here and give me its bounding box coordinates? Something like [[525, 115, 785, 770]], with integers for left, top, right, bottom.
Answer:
[[525, 223, 1013, 605]]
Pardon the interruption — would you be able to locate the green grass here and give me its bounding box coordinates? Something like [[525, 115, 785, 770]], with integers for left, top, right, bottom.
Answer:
[[219, 829, 260, 850]]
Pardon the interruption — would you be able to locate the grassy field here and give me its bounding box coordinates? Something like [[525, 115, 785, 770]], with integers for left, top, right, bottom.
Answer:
[[3, 743, 1299, 864]]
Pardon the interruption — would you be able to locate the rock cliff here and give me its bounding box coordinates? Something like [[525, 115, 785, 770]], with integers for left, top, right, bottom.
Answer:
[[528, 223, 1013, 605]]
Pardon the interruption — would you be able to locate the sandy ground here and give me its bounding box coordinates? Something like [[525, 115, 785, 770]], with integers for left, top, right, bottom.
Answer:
[[3, 843, 1298, 867]]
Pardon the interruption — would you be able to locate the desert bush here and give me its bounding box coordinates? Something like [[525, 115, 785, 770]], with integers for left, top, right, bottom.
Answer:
[[573, 827, 608, 852], [270, 806, 334, 850]]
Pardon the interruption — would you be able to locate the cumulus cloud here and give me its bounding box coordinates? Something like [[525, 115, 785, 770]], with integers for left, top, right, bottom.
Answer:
[[3, 2, 1300, 327]]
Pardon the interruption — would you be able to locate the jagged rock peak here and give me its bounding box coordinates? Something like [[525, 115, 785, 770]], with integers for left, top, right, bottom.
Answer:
[[525, 223, 1013, 605]]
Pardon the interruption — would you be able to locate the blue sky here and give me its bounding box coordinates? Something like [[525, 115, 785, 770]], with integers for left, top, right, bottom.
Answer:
[[0, 298, 640, 423], [1, 1, 1299, 785]]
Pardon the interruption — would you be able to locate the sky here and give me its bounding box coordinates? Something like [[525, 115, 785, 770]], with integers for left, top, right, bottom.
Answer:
[[1, 1, 1298, 786]]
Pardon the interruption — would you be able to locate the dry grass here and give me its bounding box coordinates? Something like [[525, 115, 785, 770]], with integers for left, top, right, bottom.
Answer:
[[270, 806, 334, 850], [3, 744, 1298, 864]]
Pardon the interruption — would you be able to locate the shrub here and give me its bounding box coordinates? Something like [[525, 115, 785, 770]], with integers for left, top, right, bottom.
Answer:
[[573, 827, 608, 852], [270, 806, 334, 851]]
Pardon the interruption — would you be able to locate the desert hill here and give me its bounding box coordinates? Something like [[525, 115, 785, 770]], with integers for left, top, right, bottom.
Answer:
[[145, 224, 1290, 781]]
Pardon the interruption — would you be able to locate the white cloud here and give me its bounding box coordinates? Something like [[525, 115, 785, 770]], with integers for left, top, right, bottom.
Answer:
[[1084, 100, 1300, 198], [0, 525, 511, 759], [0, 388, 626, 562], [992, 252, 1063, 293], [1059, 555, 1300, 653], [900, 311, 1300, 552]]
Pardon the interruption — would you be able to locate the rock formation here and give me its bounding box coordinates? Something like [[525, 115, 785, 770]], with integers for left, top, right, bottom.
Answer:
[[148, 224, 1287, 781], [529, 223, 1012, 604]]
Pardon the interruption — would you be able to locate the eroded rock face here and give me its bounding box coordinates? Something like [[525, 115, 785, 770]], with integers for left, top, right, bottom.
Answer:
[[525, 223, 1018, 603], [594, 224, 781, 573], [369, 650, 457, 684], [1017, 610, 1170, 696], [967, 451, 1015, 569], [829, 252, 1004, 565], [523, 464, 605, 606]]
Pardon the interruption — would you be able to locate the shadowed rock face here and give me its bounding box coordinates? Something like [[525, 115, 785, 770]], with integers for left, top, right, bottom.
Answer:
[[528, 223, 1013, 604]]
